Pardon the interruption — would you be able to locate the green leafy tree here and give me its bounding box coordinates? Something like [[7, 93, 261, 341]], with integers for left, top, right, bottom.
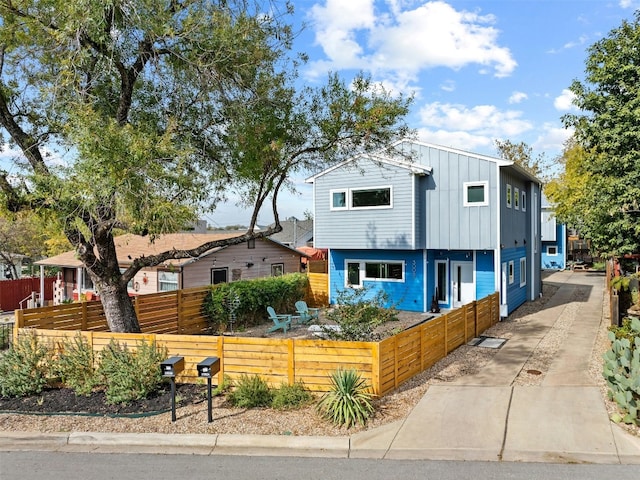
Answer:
[[0, 0, 412, 332], [494, 139, 548, 182], [562, 12, 640, 255]]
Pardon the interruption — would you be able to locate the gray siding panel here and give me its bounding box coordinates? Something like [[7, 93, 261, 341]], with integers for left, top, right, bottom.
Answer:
[[314, 159, 416, 249]]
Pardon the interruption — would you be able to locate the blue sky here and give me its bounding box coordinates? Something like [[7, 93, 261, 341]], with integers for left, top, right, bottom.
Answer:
[[210, 0, 640, 227]]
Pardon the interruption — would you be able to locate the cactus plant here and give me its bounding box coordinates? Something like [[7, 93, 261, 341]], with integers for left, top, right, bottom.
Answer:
[[603, 317, 640, 424]]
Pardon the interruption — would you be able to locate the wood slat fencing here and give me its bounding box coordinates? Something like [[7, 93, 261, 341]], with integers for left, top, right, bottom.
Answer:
[[15, 292, 500, 395]]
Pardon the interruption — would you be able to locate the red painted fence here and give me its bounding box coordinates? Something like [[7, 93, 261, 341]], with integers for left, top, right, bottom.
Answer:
[[0, 277, 56, 312]]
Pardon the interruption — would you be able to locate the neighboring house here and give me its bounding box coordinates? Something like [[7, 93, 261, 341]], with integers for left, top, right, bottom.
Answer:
[[268, 217, 314, 248], [541, 194, 567, 270], [35, 233, 306, 304], [307, 139, 542, 316]]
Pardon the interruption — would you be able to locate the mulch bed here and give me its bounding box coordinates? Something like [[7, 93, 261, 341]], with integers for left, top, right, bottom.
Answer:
[[0, 383, 204, 417]]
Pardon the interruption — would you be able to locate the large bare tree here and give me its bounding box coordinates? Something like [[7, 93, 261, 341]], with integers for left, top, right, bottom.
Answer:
[[0, 0, 413, 332]]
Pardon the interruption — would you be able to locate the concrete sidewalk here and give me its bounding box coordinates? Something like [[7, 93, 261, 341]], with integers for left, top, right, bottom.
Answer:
[[2, 270, 640, 463], [350, 270, 640, 463]]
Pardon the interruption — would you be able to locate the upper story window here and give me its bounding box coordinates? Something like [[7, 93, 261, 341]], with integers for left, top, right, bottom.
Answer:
[[351, 187, 392, 208], [506, 184, 512, 208], [521, 191, 527, 212], [331, 190, 347, 210], [331, 186, 393, 211], [514, 187, 520, 210], [463, 181, 489, 206]]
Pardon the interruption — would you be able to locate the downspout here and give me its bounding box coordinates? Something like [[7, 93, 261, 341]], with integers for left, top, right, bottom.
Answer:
[[495, 165, 503, 307]]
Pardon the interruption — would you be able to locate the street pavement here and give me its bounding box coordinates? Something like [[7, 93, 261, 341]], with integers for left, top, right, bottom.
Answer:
[[2, 270, 640, 463]]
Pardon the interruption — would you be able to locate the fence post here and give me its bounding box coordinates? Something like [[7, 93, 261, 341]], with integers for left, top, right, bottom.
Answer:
[[611, 292, 619, 327], [287, 338, 295, 385], [176, 289, 183, 334], [82, 301, 88, 330]]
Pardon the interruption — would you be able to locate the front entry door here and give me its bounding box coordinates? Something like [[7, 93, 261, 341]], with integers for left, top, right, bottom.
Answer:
[[451, 261, 474, 308]]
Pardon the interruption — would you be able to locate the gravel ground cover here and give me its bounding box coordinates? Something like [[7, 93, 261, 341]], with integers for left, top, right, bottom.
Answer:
[[0, 272, 637, 439]]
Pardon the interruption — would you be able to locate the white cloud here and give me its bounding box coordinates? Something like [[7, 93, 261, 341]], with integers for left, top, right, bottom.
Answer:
[[619, 0, 640, 9], [418, 101, 532, 137], [417, 128, 495, 154], [554, 89, 577, 111], [508, 91, 528, 104], [533, 123, 574, 157], [440, 80, 456, 92], [306, 1, 517, 82]]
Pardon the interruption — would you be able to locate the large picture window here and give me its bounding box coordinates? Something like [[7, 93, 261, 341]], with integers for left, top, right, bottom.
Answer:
[[463, 181, 489, 206], [345, 259, 405, 287], [351, 187, 392, 208]]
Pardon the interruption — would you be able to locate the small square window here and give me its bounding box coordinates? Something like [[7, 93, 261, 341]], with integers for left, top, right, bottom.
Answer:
[[547, 246, 558, 256], [331, 190, 347, 210], [247, 238, 255, 249], [464, 181, 489, 206], [271, 263, 284, 276]]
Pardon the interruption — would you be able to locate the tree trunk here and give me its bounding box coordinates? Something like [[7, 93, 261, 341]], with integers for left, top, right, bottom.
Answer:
[[97, 281, 141, 333]]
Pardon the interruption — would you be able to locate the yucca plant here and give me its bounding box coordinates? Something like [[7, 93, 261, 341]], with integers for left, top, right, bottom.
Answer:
[[316, 368, 375, 428]]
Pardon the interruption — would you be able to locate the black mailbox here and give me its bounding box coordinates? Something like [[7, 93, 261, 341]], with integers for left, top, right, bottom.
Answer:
[[197, 357, 220, 378], [160, 356, 184, 377]]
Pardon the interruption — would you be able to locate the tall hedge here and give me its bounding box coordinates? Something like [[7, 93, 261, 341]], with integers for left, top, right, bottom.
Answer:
[[202, 273, 308, 332]]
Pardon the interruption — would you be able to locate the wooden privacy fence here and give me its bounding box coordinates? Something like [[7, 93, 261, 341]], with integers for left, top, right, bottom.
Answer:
[[14, 274, 330, 334], [16, 292, 500, 395]]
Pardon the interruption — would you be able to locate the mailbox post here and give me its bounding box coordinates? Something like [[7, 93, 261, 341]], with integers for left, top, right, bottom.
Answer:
[[160, 356, 184, 422], [197, 356, 220, 423]]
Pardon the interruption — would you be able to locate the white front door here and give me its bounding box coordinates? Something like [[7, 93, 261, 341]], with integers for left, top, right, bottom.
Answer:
[[451, 261, 474, 308]]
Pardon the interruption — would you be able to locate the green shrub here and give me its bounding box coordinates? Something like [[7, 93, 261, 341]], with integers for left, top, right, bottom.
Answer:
[[271, 381, 313, 410], [54, 333, 97, 396], [202, 273, 308, 332], [97, 339, 168, 405], [0, 331, 53, 398], [228, 374, 273, 408], [316, 368, 375, 428], [323, 287, 398, 341]]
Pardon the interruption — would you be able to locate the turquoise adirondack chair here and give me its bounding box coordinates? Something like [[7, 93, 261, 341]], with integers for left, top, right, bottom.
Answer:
[[266, 306, 292, 333], [295, 300, 320, 324]]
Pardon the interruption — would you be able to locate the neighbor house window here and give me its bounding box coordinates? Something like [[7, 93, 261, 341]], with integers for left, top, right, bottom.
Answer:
[[463, 181, 489, 206], [506, 184, 512, 208], [247, 238, 255, 249], [82, 268, 95, 290], [119, 268, 134, 290], [520, 258, 527, 287], [435, 260, 448, 303], [330, 189, 347, 210], [271, 263, 284, 276], [522, 191, 527, 212], [211, 268, 228, 285], [547, 246, 558, 256], [514, 187, 520, 210], [351, 187, 392, 209], [158, 271, 178, 291], [508, 261, 514, 285]]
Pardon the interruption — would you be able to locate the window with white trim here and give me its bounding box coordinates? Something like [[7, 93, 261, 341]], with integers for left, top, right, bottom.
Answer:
[[463, 181, 489, 206], [547, 246, 558, 256], [158, 270, 178, 291], [330, 189, 347, 210], [520, 258, 527, 287], [351, 187, 392, 209], [345, 260, 405, 288], [435, 260, 448, 303], [514, 187, 520, 210], [506, 184, 512, 208], [271, 263, 284, 276], [508, 261, 514, 284]]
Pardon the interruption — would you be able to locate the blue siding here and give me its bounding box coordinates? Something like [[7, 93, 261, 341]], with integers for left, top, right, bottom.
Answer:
[[476, 250, 496, 299], [501, 246, 528, 314], [329, 249, 425, 312], [542, 224, 566, 269]]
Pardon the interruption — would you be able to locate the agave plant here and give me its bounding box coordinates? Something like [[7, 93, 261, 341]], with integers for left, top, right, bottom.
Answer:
[[316, 368, 375, 428]]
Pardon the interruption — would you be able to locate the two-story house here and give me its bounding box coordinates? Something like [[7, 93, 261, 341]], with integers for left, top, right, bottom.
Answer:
[[307, 139, 542, 316]]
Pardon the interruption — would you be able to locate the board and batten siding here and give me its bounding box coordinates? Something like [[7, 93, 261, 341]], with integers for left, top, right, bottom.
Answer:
[[314, 158, 417, 250], [182, 239, 302, 288], [421, 147, 499, 251]]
